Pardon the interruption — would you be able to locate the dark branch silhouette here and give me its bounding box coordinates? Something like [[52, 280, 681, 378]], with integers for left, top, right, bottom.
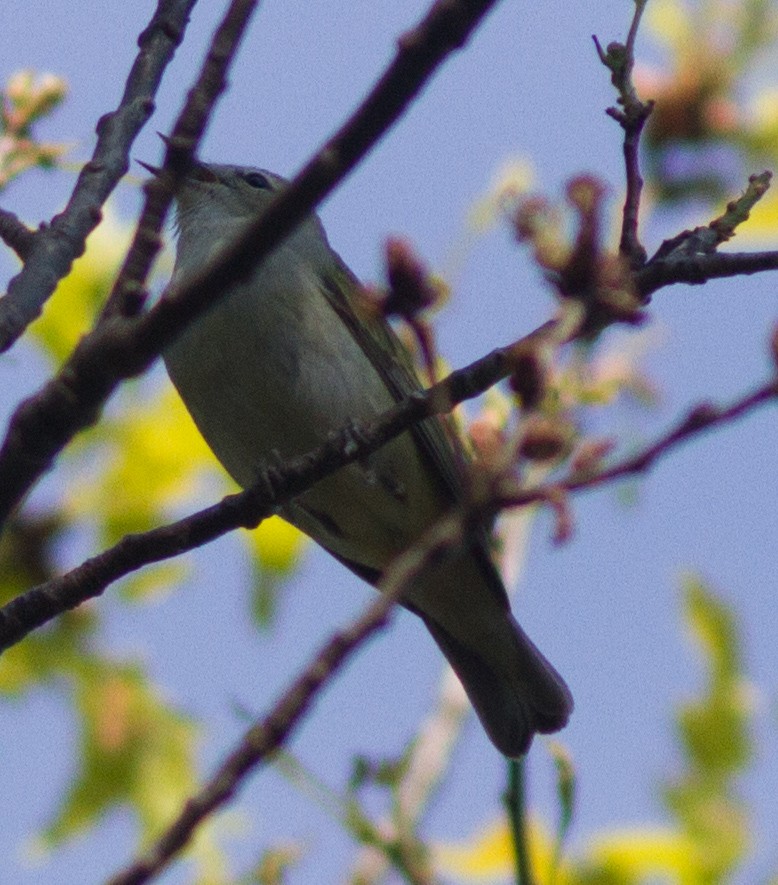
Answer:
[[103, 370, 777, 885], [0, 0, 504, 533], [1, 330, 773, 656], [0, 0, 198, 351], [105, 511, 472, 885], [0, 319, 564, 653], [637, 249, 778, 298], [594, 0, 652, 269], [100, 0, 263, 321], [495, 378, 778, 513], [0, 207, 35, 260]]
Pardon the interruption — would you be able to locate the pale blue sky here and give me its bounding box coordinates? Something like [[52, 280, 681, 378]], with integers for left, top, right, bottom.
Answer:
[[0, 1, 776, 883]]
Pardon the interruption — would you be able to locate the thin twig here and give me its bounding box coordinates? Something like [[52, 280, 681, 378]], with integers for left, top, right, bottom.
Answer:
[[647, 172, 773, 265], [0, 208, 35, 260], [348, 667, 469, 883], [505, 759, 533, 885], [617, 102, 652, 269], [636, 171, 774, 300], [0, 0, 505, 534], [497, 378, 778, 512], [100, 0, 263, 320], [0, 0, 198, 351], [636, 249, 778, 299], [593, 0, 653, 268], [106, 511, 466, 885]]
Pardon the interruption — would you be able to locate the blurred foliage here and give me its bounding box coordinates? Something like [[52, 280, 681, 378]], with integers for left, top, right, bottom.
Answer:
[[0, 70, 69, 188], [434, 817, 562, 884], [247, 843, 304, 885], [639, 0, 778, 216], [0, 513, 96, 694], [662, 575, 755, 882], [434, 577, 760, 885], [41, 662, 197, 844], [0, 517, 227, 877]]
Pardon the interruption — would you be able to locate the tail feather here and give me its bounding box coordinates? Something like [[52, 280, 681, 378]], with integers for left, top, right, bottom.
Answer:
[[422, 614, 573, 757]]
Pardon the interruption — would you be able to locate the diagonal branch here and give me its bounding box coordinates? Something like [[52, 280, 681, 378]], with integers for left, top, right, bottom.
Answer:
[[100, 0, 263, 320], [0, 0, 264, 532], [0, 319, 566, 654], [102, 374, 778, 885], [496, 378, 778, 514], [0, 0, 199, 351], [3, 326, 774, 660], [634, 170, 775, 299], [0, 0, 505, 534], [105, 511, 467, 885]]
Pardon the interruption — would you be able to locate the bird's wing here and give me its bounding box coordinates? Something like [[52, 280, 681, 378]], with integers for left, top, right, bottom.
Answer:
[[320, 254, 465, 504], [319, 253, 510, 606]]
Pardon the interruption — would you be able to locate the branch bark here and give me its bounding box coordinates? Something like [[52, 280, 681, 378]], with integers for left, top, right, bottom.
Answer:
[[0, 0, 198, 350], [0, 319, 564, 653], [102, 370, 778, 884], [0, 208, 35, 260], [636, 249, 778, 299], [2, 332, 774, 659], [0, 0, 505, 534], [106, 510, 471, 885]]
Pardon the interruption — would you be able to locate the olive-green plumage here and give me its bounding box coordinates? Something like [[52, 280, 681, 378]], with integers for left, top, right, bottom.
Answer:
[[163, 162, 573, 756]]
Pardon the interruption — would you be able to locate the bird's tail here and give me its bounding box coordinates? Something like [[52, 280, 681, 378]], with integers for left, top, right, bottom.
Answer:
[[421, 612, 573, 757]]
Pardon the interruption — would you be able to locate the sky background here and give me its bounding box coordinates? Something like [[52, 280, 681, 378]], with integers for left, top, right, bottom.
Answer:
[[0, 1, 776, 883]]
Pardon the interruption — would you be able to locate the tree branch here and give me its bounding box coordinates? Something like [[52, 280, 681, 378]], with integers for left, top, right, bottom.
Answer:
[[0, 0, 505, 534], [3, 326, 774, 661], [101, 370, 778, 884], [0, 319, 566, 654], [106, 511, 469, 885], [634, 170, 775, 299], [0, 208, 35, 260], [496, 378, 778, 517], [636, 249, 778, 299], [0, 0, 198, 351], [100, 0, 263, 320], [594, 0, 653, 269]]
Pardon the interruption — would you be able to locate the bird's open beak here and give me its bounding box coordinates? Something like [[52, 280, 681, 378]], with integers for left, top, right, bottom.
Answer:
[[136, 156, 218, 184]]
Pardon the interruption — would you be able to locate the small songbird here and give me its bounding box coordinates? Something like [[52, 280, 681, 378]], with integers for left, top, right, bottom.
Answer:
[[161, 161, 573, 756]]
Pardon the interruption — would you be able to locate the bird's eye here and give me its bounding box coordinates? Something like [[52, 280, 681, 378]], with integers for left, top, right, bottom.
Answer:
[[242, 171, 271, 190]]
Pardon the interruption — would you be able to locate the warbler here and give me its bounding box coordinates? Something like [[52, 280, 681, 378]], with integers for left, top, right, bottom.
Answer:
[[160, 162, 573, 756]]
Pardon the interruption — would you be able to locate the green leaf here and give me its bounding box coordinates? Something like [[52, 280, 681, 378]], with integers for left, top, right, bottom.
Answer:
[[661, 574, 755, 883], [41, 660, 198, 844], [549, 740, 576, 882]]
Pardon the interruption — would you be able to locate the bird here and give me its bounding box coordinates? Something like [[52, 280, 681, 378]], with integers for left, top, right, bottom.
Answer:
[[159, 161, 573, 756]]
